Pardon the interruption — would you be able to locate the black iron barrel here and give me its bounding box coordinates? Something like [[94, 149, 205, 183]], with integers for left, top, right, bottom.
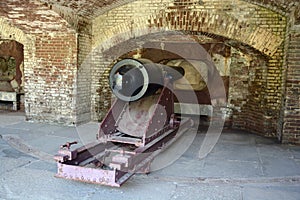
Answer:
[[109, 58, 184, 102]]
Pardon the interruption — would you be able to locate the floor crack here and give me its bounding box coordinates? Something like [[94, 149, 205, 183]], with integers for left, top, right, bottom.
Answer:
[[255, 146, 265, 176]]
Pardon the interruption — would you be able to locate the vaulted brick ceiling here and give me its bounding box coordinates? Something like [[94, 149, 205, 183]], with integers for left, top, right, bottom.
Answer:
[[39, 0, 299, 21], [38, 0, 136, 19], [0, 0, 299, 32]]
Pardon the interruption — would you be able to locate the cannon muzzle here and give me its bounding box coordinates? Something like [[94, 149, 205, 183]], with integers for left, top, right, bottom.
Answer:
[[109, 58, 184, 102]]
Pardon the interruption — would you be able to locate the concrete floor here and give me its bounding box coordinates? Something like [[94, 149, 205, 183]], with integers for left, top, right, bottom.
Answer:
[[0, 111, 300, 200]]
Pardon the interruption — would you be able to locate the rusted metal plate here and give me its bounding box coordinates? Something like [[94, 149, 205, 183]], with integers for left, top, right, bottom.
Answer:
[[117, 95, 160, 138], [97, 99, 126, 139], [56, 163, 127, 187], [107, 135, 143, 146], [144, 86, 173, 141]]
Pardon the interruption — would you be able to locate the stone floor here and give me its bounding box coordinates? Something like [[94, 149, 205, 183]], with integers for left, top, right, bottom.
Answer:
[[0, 111, 300, 200]]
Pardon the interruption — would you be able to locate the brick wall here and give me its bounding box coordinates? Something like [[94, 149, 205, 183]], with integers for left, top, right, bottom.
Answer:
[[0, 1, 78, 125], [25, 33, 77, 124], [228, 48, 267, 130]]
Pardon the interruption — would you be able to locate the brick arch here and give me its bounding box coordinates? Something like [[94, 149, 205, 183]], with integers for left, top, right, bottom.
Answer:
[[0, 18, 29, 87], [0, 17, 34, 111], [95, 11, 283, 57], [0, 17, 33, 67], [149, 10, 283, 56], [0, 17, 29, 45], [93, 16, 161, 52]]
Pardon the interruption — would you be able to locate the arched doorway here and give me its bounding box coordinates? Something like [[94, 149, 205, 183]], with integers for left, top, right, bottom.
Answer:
[[0, 40, 24, 111]]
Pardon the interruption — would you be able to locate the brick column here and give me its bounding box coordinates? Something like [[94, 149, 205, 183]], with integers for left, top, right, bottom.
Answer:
[[282, 27, 300, 144]]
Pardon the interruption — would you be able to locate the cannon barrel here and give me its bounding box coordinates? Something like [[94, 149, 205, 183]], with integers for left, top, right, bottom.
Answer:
[[109, 58, 184, 102]]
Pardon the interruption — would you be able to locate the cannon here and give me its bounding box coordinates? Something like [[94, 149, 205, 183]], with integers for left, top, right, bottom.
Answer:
[[109, 58, 184, 101], [54, 58, 193, 187]]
